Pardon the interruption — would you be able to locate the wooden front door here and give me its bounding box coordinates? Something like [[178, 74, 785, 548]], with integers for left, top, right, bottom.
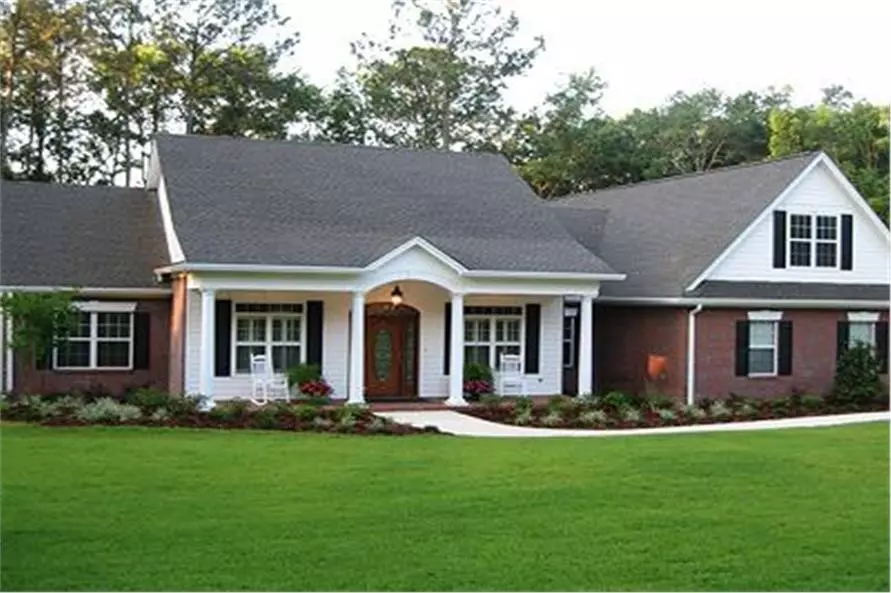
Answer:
[[364, 304, 419, 399]]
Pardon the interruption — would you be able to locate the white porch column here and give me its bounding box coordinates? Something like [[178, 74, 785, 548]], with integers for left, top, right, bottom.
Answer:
[[2, 307, 12, 393], [348, 291, 366, 404], [446, 292, 467, 406], [198, 288, 216, 406], [577, 294, 594, 396]]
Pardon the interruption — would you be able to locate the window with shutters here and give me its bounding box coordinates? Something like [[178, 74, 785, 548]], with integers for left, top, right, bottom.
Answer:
[[233, 303, 304, 373], [55, 311, 134, 370], [464, 308, 523, 370], [748, 321, 778, 376], [788, 213, 838, 268]]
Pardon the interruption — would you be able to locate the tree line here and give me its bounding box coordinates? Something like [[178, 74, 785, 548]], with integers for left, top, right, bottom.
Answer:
[[1, 0, 888, 220]]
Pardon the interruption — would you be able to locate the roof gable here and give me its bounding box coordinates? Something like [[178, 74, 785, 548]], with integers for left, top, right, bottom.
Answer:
[[694, 154, 890, 289], [550, 152, 819, 298], [155, 134, 615, 275]]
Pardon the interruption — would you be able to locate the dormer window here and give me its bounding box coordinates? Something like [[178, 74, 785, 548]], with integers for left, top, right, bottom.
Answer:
[[788, 214, 838, 268]]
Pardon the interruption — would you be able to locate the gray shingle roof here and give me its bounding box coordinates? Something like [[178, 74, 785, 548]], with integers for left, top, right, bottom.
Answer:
[[1, 181, 167, 288], [155, 134, 616, 275], [550, 153, 821, 297], [689, 281, 889, 301]]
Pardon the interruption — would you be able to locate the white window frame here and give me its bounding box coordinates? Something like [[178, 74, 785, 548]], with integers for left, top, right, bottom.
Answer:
[[847, 311, 880, 350], [231, 303, 306, 375], [788, 213, 840, 269], [463, 311, 524, 371], [563, 307, 577, 369], [746, 310, 782, 378], [54, 305, 136, 371]]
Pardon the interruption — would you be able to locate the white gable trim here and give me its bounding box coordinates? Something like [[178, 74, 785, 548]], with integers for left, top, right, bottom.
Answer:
[[597, 295, 888, 309], [156, 174, 186, 264], [818, 154, 891, 242], [684, 153, 822, 293], [75, 300, 137, 313], [364, 236, 468, 274]]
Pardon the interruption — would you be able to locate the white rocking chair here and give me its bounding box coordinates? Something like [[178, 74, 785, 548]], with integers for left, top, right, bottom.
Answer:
[[497, 353, 528, 397], [249, 354, 290, 405]]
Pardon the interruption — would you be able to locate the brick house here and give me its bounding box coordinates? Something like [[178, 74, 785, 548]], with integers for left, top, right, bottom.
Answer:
[[1, 135, 888, 404]]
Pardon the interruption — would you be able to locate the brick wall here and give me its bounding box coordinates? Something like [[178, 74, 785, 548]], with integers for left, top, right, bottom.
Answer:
[[594, 305, 688, 400], [14, 298, 171, 396], [695, 308, 889, 399]]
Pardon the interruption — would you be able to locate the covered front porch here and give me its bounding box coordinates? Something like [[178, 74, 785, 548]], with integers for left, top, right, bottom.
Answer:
[[170, 237, 613, 406]]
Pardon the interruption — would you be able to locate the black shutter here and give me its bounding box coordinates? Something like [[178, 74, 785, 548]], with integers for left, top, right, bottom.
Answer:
[[214, 300, 232, 377], [876, 321, 889, 374], [306, 301, 324, 368], [778, 320, 793, 376], [735, 321, 749, 376], [133, 312, 151, 369], [524, 304, 541, 374], [773, 210, 787, 268], [840, 214, 853, 270], [443, 303, 451, 375], [836, 321, 849, 361]]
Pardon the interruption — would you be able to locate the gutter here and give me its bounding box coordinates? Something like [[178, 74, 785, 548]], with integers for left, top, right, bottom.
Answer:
[[686, 304, 704, 407], [597, 296, 889, 310], [0, 286, 171, 297]]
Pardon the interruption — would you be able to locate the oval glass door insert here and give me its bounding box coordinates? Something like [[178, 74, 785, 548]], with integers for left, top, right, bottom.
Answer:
[[374, 329, 393, 382]]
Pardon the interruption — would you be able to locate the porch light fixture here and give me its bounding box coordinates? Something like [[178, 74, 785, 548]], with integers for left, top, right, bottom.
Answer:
[[390, 285, 404, 306]]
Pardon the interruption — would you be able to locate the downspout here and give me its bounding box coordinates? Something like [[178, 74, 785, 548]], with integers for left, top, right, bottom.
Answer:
[[686, 304, 704, 407]]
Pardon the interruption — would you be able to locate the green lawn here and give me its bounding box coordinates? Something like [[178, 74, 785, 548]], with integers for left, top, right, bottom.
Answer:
[[1, 423, 888, 592]]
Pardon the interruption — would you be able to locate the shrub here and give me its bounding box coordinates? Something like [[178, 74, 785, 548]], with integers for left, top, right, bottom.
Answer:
[[294, 404, 319, 422], [287, 363, 322, 387], [602, 391, 637, 410], [312, 416, 334, 430], [165, 394, 206, 418], [622, 408, 642, 423], [47, 395, 84, 418], [684, 405, 708, 421], [126, 388, 173, 412], [463, 362, 493, 384], [514, 397, 533, 415], [540, 411, 564, 426], [366, 416, 390, 433], [513, 409, 533, 425], [479, 393, 503, 409], [657, 408, 677, 422], [800, 394, 824, 410], [75, 398, 142, 423], [645, 394, 676, 411], [548, 395, 581, 415], [709, 401, 732, 419], [726, 393, 752, 410], [210, 400, 252, 423], [252, 406, 282, 430], [737, 403, 758, 419], [578, 409, 607, 425], [831, 343, 884, 405], [299, 378, 334, 399], [463, 379, 493, 400], [149, 408, 170, 422], [10, 395, 55, 421]]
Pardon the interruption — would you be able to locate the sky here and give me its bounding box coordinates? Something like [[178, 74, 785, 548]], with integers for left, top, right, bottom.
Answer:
[[282, 0, 891, 117]]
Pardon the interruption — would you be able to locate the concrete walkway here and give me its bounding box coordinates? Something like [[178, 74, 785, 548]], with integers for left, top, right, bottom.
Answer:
[[376, 410, 890, 438]]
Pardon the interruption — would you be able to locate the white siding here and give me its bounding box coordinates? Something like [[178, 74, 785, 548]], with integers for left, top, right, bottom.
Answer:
[[185, 290, 350, 399], [184, 284, 565, 400], [709, 162, 890, 284]]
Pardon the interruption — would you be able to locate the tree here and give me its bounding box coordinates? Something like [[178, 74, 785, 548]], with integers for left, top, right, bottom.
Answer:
[[347, 0, 544, 150], [0, 291, 79, 386]]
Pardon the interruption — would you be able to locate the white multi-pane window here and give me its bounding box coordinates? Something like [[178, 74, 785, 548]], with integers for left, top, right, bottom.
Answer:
[[55, 311, 133, 370], [463, 307, 522, 370], [233, 303, 303, 373], [789, 213, 838, 268], [748, 320, 778, 376], [848, 322, 877, 350]]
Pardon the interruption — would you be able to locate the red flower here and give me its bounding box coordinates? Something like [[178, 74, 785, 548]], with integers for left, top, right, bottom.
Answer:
[[463, 379, 492, 396], [299, 378, 333, 398]]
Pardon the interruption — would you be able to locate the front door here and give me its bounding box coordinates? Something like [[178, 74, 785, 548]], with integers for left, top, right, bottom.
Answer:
[[364, 304, 419, 399]]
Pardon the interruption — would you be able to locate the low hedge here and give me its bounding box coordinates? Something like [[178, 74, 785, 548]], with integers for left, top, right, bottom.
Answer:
[[462, 392, 888, 430], [0, 390, 441, 436]]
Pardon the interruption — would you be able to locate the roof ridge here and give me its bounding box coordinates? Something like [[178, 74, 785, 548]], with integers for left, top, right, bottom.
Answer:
[[553, 151, 821, 202], [154, 132, 507, 162]]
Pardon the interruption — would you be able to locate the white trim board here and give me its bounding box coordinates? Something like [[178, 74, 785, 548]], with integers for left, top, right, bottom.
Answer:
[[597, 296, 889, 309]]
